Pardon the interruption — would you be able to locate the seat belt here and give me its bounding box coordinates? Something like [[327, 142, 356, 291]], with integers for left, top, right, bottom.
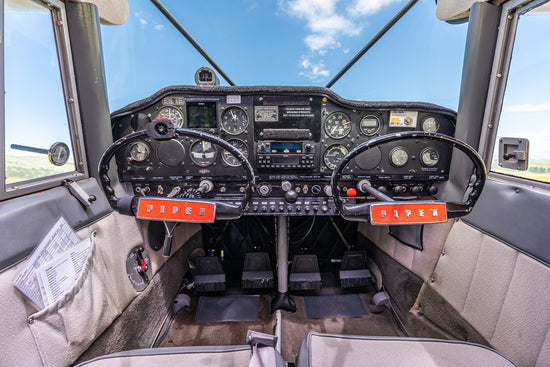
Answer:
[[247, 330, 279, 367]]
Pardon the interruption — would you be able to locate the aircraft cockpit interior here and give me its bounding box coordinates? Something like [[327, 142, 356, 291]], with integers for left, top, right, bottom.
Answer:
[[1, 0, 550, 366]]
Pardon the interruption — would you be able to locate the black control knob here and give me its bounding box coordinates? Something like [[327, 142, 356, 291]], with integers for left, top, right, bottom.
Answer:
[[412, 186, 423, 195], [270, 206, 275, 212], [285, 190, 298, 203], [261, 206, 267, 212], [429, 185, 438, 195], [311, 185, 322, 195], [279, 206, 284, 212], [287, 206, 293, 212], [377, 186, 387, 194], [393, 186, 406, 193], [296, 206, 302, 212], [305, 144, 312, 152]]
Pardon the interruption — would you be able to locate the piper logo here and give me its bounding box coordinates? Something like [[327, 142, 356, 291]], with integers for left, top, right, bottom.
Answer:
[[136, 198, 216, 223], [370, 202, 447, 225]]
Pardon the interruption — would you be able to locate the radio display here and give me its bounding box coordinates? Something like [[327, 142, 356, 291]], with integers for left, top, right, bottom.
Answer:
[[271, 142, 301, 151], [187, 102, 217, 128]]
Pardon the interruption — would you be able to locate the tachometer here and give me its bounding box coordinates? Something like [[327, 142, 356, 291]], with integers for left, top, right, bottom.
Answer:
[[389, 147, 409, 167], [324, 112, 352, 139], [127, 141, 150, 163], [190, 140, 218, 167], [221, 106, 248, 135], [156, 106, 184, 128], [422, 117, 440, 133], [222, 139, 248, 167], [323, 144, 349, 170], [421, 147, 440, 167]]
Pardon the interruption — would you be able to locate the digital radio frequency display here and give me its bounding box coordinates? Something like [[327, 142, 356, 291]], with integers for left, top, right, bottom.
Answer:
[[271, 142, 302, 153]]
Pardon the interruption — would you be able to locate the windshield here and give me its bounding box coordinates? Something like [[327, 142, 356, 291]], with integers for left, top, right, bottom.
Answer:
[[101, 0, 467, 111]]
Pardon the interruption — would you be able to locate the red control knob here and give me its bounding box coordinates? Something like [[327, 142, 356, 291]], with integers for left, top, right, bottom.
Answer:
[[346, 188, 357, 198]]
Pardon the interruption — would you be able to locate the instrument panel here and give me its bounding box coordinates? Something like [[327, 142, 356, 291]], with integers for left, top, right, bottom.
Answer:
[[111, 87, 456, 216]]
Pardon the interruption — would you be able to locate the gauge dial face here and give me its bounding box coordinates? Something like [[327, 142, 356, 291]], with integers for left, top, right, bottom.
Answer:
[[323, 144, 349, 170], [390, 147, 409, 167], [421, 147, 440, 167], [222, 139, 248, 167], [422, 117, 440, 133], [190, 140, 218, 167], [156, 106, 184, 128], [324, 112, 352, 139], [360, 115, 381, 136], [221, 106, 248, 135], [128, 141, 150, 163], [48, 142, 70, 166]]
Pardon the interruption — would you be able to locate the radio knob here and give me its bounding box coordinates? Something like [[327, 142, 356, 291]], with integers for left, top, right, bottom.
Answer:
[[311, 185, 322, 195], [258, 184, 271, 196], [305, 144, 312, 152], [281, 181, 292, 192]]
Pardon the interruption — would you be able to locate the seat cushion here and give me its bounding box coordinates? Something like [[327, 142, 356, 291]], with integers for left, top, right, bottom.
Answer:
[[297, 332, 517, 367], [76, 346, 253, 367]]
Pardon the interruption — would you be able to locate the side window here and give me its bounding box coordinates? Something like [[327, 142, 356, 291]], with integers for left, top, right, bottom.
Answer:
[[3, 0, 79, 192], [491, 5, 550, 184]]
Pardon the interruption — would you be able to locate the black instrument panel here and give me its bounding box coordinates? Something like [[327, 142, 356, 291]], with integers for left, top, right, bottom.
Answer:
[[111, 86, 456, 216]]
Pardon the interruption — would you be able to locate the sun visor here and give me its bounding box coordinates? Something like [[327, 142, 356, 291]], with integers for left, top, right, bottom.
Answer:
[[436, 0, 489, 21], [70, 0, 129, 25]]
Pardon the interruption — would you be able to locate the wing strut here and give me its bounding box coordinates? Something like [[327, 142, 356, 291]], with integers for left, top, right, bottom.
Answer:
[[150, 0, 236, 86], [325, 0, 419, 88]]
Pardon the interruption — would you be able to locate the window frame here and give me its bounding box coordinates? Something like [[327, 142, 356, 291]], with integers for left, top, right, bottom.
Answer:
[[479, 0, 550, 190], [0, 0, 88, 200]]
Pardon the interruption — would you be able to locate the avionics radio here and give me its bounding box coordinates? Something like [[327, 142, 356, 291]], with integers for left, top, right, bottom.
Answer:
[[256, 141, 317, 169]]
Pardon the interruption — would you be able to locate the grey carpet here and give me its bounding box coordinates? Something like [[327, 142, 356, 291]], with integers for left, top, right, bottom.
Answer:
[[304, 294, 368, 319], [195, 295, 260, 323]]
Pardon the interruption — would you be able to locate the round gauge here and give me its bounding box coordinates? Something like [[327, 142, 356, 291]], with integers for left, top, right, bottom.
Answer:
[[222, 139, 248, 167], [324, 111, 352, 139], [323, 144, 349, 170], [221, 106, 248, 135], [128, 141, 150, 163], [421, 147, 440, 167], [156, 106, 184, 128], [48, 142, 70, 166], [190, 140, 218, 167], [359, 115, 381, 136], [422, 117, 440, 133], [390, 147, 409, 167]]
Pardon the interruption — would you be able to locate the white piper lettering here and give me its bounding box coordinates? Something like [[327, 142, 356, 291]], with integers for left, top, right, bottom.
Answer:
[[186, 207, 191, 215], [431, 208, 438, 217], [172, 206, 178, 214], [147, 205, 153, 213], [200, 208, 205, 216]]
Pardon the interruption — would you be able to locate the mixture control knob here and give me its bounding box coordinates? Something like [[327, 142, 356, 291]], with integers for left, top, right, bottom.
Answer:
[[311, 185, 322, 195], [281, 181, 292, 192], [284, 190, 298, 203]]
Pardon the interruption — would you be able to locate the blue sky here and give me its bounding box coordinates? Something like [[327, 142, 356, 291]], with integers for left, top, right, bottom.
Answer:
[[100, 0, 468, 111]]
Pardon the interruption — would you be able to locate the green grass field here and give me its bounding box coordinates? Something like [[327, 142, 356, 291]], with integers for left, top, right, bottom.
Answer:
[[491, 159, 550, 183], [5, 155, 75, 184]]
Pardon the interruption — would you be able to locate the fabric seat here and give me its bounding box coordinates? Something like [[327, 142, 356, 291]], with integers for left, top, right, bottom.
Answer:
[[296, 332, 517, 367], [76, 344, 285, 367]]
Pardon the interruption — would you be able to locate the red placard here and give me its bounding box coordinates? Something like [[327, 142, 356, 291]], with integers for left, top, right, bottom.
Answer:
[[136, 198, 216, 223], [370, 202, 447, 225]]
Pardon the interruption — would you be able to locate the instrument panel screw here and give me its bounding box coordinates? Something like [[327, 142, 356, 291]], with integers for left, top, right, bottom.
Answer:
[[497, 73, 502, 78], [57, 20, 63, 26], [488, 124, 493, 129], [28, 316, 34, 324], [430, 277, 435, 283], [508, 14, 513, 19], [68, 98, 74, 103]]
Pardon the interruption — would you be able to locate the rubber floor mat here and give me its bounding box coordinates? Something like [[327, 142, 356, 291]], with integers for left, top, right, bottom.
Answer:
[[304, 294, 368, 319], [195, 295, 260, 323]]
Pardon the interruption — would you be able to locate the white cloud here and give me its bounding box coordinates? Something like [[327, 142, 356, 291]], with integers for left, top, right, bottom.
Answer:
[[153, 24, 165, 31], [347, 0, 403, 16], [504, 101, 550, 113], [280, 0, 403, 81], [139, 18, 148, 25], [299, 57, 330, 80]]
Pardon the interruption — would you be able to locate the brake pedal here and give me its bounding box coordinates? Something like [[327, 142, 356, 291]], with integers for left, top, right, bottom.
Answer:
[[339, 251, 372, 288], [194, 256, 226, 292], [289, 254, 321, 291], [242, 252, 274, 289]]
